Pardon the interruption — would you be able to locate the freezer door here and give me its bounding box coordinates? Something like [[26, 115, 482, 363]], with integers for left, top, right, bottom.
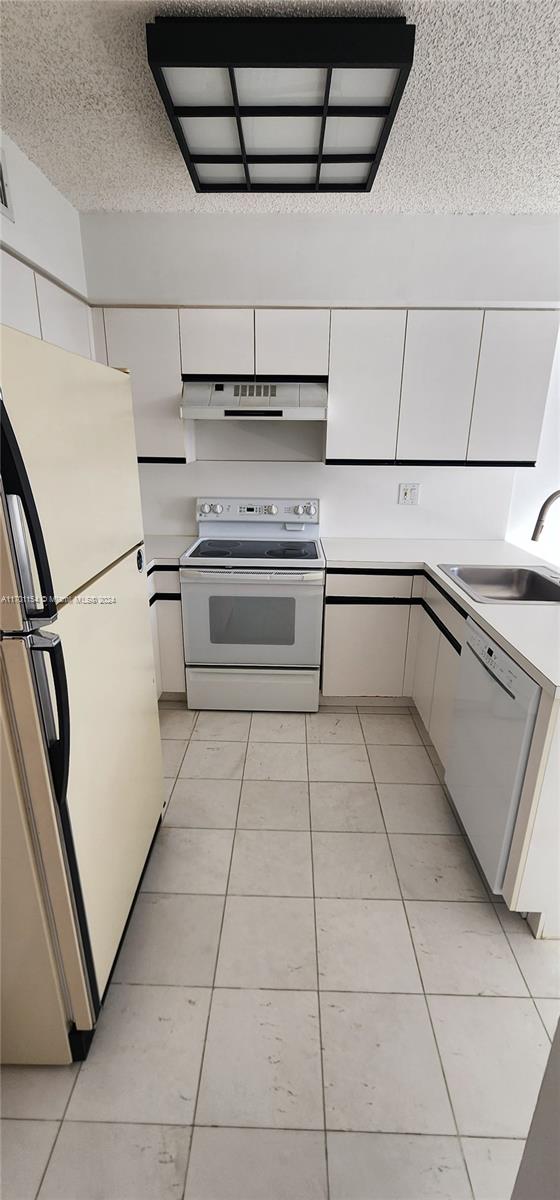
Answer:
[[0, 326, 144, 600], [1, 401, 57, 633], [54, 548, 164, 995]]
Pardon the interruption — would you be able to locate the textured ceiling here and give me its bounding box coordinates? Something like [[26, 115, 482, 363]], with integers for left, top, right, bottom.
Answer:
[[0, 0, 559, 214]]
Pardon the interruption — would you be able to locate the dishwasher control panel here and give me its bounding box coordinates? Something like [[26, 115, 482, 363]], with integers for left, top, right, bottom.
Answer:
[[466, 620, 530, 698]]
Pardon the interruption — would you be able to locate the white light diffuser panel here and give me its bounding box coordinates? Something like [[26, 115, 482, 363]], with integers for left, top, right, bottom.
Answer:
[[249, 162, 317, 185], [179, 115, 240, 154], [320, 161, 370, 185], [330, 67, 399, 106], [196, 163, 246, 184], [235, 67, 327, 105], [242, 115, 321, 154], [162, 66, 232, 106], [323, 115, 384, 154]]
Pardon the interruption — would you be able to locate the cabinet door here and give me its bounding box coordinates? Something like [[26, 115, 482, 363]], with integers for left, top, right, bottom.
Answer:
[[467, 310, 560, 462], [412, 608, 440, 730], [255, 309, 330, 376], [326, 310, 406, 460], [35, 276, 92, 359], [397, 310, 483, 460], [429, 634, 461, 768], [0, 250, 41, 337], [105, 308, 183, 458], [322, 604, 409, 697], [180, 308, 254, 375]]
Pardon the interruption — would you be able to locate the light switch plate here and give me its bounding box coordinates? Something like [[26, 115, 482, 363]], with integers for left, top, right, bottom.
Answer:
[[398, 483, 420, 505]]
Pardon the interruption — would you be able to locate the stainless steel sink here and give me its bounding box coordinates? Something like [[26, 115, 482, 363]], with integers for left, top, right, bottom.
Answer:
[[438, 564, 560, 604]]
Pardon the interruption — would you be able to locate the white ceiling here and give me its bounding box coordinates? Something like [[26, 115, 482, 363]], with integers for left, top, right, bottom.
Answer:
[[1, 0, 559, 214]]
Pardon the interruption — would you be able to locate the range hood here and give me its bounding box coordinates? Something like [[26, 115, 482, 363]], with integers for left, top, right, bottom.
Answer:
[[180, 379, 328, 421]]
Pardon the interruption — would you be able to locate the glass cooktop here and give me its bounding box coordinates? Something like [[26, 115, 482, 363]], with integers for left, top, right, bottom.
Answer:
[[191, 539, 320, 560]]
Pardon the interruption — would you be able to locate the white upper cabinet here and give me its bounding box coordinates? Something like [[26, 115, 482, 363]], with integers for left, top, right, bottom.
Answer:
[[397, 310, 483, 460], [104, 308, 183, 458], [0, 250, 41, 338], [326, 309, 406, 460], [180, 308, 254, 375], [255, 309, 330, 376], [35, 275, 92, 359], [467, 310, 560, 462]]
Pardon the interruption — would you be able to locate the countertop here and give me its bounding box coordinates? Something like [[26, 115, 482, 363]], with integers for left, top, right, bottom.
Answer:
[[144, 534, 196, 566], [323, 538, 560, 695]]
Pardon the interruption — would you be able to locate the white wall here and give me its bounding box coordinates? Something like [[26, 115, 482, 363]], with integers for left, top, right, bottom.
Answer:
[[81, 212, 560, 307], [138, 459, 515, 541], [507, 345, 560, 564], [0, 132, 87, 295]]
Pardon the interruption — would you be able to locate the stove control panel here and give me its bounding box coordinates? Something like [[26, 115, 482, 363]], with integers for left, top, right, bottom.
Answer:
[[196, 498, 320, 524]]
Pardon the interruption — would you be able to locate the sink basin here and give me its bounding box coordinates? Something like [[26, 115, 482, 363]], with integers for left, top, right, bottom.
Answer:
[[438, 564, 560, 604]]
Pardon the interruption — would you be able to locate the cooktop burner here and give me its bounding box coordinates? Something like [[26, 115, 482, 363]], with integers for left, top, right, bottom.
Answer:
[[191, 539, 319, 560]]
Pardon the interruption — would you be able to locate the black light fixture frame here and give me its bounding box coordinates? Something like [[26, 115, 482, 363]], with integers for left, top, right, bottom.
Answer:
[[146, 16, 415, 193]]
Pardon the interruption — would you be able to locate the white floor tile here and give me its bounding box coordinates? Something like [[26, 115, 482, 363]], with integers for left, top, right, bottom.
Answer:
[[390, 834, 487, 901], [407, 902, 529, 996], [237, 780, 309, 829], [244, 742, 307, 781], [0, 1065, 78, 1119], [367, 744, 439, 784], [192, 711, 251, 741], [428, 995, 550, 1137], [159, 707, 197, 740], [38, 1122, 191, 1200], [308, 744, 372, 783], [196, 989, 323, 1129], [1, 1118, 59, 1200], [216, 896, 317, 989], [360, 714, 422, 745], [142, 828, 234, 894], [250, 712, 306, 742], [313, 833, 399, 899], [327, 1132, 471, 1199], [321, 993, 454, 1134], [185, 1127, 327, 1200], [461, 1137, 525, 1200], [378, 783, 459, 834], [306, 713, 364, 744], [310, 782, 384, 832], [162, 739, 188, 778], [67, 985, 210, 1124], [229, 830, 313, 896], [534, 997, 560, 1039], [180, 741, 246, 780], [164, 778, 240, 828], [113, 893, 223, 986], [496, 908, 560, 998], [316, 899, 421, 992]]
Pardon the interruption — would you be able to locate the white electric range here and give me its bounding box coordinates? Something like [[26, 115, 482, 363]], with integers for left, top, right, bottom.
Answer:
[[180, 498, 325, 711]]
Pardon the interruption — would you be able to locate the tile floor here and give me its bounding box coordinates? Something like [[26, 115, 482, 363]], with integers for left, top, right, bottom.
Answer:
[[2, 700, 559, 1200]]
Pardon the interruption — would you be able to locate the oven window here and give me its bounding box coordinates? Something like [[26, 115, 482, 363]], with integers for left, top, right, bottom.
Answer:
[[209, 595, 296, 645]]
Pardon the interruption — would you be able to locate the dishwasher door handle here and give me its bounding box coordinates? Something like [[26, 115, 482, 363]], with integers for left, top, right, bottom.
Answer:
[[465, 640, 516, 701]]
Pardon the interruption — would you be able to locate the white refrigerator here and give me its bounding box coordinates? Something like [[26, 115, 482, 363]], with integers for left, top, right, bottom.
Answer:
[[0, 326, 164, 1064]]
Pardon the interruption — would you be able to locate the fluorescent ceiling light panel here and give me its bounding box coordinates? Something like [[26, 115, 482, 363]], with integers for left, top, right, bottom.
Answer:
[[147, 16, 415, 192]]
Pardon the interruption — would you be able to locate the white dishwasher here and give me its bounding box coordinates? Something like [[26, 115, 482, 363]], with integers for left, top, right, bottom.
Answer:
[[445, 618, 541, 893]]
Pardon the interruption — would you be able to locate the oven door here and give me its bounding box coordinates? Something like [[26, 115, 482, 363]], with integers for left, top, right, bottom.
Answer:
[[180, 568, 324, 668]]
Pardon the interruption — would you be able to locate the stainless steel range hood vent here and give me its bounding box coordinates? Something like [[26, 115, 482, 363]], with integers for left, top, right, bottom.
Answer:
[[180, 379, 328, 421]]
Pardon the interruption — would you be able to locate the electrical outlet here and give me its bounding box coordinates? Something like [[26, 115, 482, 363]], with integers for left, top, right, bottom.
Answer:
[[398, 483, 420, 506]]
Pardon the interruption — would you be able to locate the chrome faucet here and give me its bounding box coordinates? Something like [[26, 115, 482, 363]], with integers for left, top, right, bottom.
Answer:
[[531, 490, 560, 541]]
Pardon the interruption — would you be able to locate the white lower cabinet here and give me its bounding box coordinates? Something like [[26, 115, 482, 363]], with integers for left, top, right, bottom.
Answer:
[[429, 633, 461, 766], [322, 603, 410, 697], [152, 600, 186, 697], [411, 607, 440, 730]]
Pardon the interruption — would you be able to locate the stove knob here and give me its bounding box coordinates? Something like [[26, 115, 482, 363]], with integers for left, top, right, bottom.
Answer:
[[294, 504, 305, 516], [212, 504, 224, 514], [200, 503, 211, 515], [305, 504, 317, 516], [267, 504, 278, 515]]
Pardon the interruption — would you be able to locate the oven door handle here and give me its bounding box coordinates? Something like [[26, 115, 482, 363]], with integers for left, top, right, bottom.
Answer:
[[180, 568, 325, 585]]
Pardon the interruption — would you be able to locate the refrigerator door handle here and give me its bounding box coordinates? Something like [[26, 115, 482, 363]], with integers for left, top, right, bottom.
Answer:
[[1, 391, 58, 628], [30, 631, 71, 811]]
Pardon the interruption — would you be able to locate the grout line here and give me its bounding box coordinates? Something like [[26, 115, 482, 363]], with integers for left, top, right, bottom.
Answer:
[[8, 1114, 528, 1139], [181, 734, 248, 1200], [305, 721, 331, 1200], [33, 1060, 83, 1199], [491, 904, 556, 1039], [108, 980, 538, 999]]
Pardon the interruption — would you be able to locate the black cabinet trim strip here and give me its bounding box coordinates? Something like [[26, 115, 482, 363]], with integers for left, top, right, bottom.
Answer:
[[147, 564, 181, 577], [421, 600, 462, 654], [138, 456, 187, 464], [423, 572, 469, 619], [325, 458, 535, 468], [327, 567, 423, 577], [149, 592, 181, 605], [182, 373, 328, 385]]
